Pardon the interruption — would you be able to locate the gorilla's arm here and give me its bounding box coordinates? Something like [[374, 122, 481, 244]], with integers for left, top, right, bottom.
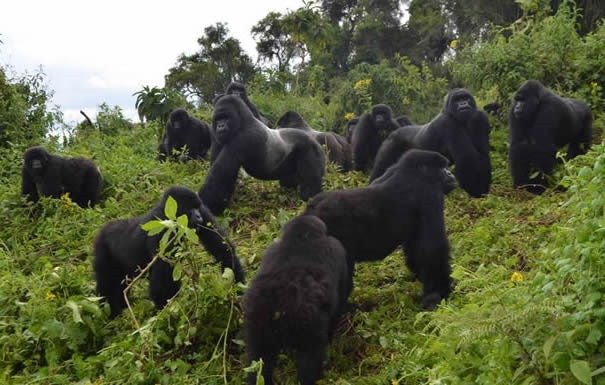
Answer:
[[199, 150, 242, 215], [196, 204, 245, 283], [445, 113, 492, 197], [158, 131, 169, 161], [352, 114, 375, 171], [21, 169, 39, 203]]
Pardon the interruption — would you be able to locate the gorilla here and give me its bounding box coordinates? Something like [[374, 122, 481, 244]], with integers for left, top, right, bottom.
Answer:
[[21, 146, 102, 208], [483, 102, 502, 117], [351, 104, 399, 172], [345, 117, 359, 143], [199, 95, 325, 215], [225, 82, 272, 127], [158, 109, 211, 162], [304, 149, 456, 310], [509, 80, 592, 194], [395, 115, 413, 127], [370, 89, 491, 198], [93, 186, 245, 319], [244, 215, 350, 385], [276, 110, 352, 171]]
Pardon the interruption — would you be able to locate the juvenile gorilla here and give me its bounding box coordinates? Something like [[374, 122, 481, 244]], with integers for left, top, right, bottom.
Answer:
[[509, 79, 592, 194], [21, 146, 102, 208], [225, 81, 272, 127], [395, 115, 413, 127], [158, 108, 211, 162], [345, 117, 359, 143], [352, 104, 399, 171], [276, 110, 352, 171], [199, 95, 325, 215], [305, 149, 456, 310], [370, 89, 491, 198], [244, 215, 350, 385], [93, 186, 245, 319], [483, 102, 502, 117]]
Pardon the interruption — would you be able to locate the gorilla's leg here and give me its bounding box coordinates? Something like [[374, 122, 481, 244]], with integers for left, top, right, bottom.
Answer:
[[295, 146, 324, 200], [149, 259, 180, 309], [93, 248, 129, 319], [246, 343, 278, 385], [296, 342, 327, 385], [568, 115, 593, 159], [82, 167, 101, 207], [509, 145, 532, 189]]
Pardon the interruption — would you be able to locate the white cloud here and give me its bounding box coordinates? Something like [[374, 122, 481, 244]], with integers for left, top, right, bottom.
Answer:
[[0, 0, 303, 117]]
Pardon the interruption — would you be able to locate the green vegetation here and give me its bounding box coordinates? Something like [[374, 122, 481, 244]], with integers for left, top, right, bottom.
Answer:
[[1, 0, 605, 384]]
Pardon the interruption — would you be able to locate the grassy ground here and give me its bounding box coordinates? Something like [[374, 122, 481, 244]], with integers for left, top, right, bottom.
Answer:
[[0, 119, 603, 385]]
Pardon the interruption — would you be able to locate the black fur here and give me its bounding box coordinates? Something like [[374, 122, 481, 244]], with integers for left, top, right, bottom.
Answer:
[[158, 109, 211, 162], [351, 104, 399, 171], [225, 82, 272, 127], [305, 149, 456, 310], [395, 115, 413, 127], [21, 146, 102, 208], [93, 186, 245, 319], [345, 117, 359, 143], [509, 80, 592, 194], [276, 111, 352, 171], [483, 102, 502, 117], [370, 89, 492, 198], [244, 215, 349, 385], [199, 95, 325, 215]]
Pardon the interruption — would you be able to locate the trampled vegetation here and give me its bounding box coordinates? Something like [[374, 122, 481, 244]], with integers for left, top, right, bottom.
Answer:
[[1, 1, 605, 384]]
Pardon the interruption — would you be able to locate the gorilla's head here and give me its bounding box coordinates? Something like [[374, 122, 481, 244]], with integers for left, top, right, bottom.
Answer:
[[444, 89, 476, 122], [211, 95, 252, 145], [512, 80, 544, 121], [161, 186, 204, 228], [371, 104, 393, 130], [399, 149, 457, 194], [225, 81, 247, 98], [281, 215, 328, 242], [24, 146, 50, 177], [168, 109, 190, 130]]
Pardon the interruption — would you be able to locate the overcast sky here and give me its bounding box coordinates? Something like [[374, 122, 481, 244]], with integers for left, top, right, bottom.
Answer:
[[0, 0, 303, 123]]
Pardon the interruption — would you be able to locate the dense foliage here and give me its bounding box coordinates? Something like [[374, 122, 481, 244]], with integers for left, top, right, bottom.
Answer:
[[1, 1, 605, 384]]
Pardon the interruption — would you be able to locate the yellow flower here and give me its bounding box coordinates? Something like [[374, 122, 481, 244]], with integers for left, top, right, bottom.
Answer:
[[46, 291, 56, 301], [510, 271, 524, 283], [344, 112, 356, 121], [60, 192, 72, 204], [353, 78, 371, 91], [391, 379, 399, 385], [450, 39, 459, 49]]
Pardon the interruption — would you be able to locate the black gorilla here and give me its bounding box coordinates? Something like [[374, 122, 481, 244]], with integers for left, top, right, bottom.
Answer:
[[345, 117, 359, 143], [225, 82, 272, 127], [21, 146, 102, 208], [509, 80, 592, 194], [199, 95, 325, 215], [158, 109, 211, 162], [304, 149, 456, 310], [276, 110, 352, 171], [244, 215, 349, 385], [370, 89, 492, 198], [93, 186, 245, 319], [483, 102, 502, 117], [395, 115, 413, 127], [351, 104, 399, 171]]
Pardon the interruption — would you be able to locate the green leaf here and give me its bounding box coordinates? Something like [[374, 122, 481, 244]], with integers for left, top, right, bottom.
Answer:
[[570, 360, 592, 385], [176, 214, 188, 228], [165, 196, 177, 219], [543, 336, 556, 359], [66, 301, 83, 323], [172, 262, 182, 281], [142, 220, 165, 236]]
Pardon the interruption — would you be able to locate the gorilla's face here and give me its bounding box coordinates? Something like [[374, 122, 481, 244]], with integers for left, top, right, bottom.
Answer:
[[447, 91, 476, 121], [212, 101, 241, 145], [512, 91, 539, 121], [170, 110, 189, 130], [165, 188, 205, 228], [441, 168, 457, 194], [371, 108, 391, 130], [24, 148, 49, 177]]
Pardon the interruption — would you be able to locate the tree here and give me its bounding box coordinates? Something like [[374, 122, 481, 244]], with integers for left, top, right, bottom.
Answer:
[[165, 23, 256, 105]]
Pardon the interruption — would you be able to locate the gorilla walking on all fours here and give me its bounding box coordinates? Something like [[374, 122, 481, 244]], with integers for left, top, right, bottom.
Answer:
[[199, 95, 325, 215], [244, 215, 350, 385], [225, 81, 272, 127], [158, 108, 211, 162], [21, 146, 102, 208], [304, 149, 456, 310], [370, 89, 492, 198], [93, 186, 245, 319], [351, 104, 400, 172], [276, 110, 352, 171], [508, 79, 592, 194]]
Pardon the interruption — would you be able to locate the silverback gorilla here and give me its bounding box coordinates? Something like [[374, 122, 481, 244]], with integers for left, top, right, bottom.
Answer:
[[304, 149, 456, 310], [509, 79, 592, 194], [370, 89, 492, 198], [21, 146, 102, 208], [276, 110, 352, 171], [93, 186, 245, 319], [244, 215, 350, 385], [352, 104, 399, 172], [158, 108, 211, 162], [199, 95, 325, 215], [225, 82, 272, 127]]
